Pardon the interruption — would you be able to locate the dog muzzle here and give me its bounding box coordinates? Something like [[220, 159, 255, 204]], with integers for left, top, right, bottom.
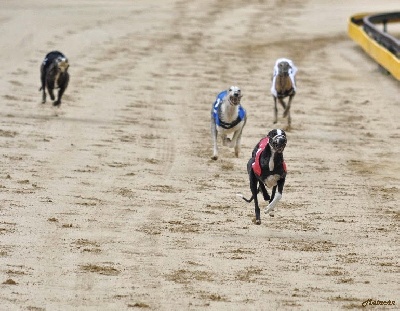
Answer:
[[270, 135, 287, 153], [229, 94, 242, 105], [57, 58, 69, 73]]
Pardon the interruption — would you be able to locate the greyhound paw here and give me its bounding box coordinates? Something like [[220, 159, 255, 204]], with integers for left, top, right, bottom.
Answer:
[[264, 207, 274, 215], [211, 155, 218, 161], [53, 101, 61, 106], [252, 218, 261, 225]]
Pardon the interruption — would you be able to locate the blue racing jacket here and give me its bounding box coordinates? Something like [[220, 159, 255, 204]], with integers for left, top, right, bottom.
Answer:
[[212, 90, 246, 129]]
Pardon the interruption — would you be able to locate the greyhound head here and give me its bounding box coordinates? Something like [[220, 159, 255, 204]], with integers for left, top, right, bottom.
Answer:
[[228, 86, 243, 106], [277, 61, 291, 76], [56, 57, 69, 73], [268, 129, 287, 153]]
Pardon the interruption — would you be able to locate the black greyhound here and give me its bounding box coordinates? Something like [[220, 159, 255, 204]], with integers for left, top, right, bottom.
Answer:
[[39, 51, 69, 106], [237, 129, 287, 225]]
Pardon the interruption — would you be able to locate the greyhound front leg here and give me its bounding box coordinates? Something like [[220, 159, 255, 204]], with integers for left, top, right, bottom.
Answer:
[[264, 191, 281, 216], [211, 119, 219, 160], [49, 88, 55, 101], [54, 87, 65, 106], [222, 134, 231, 146], [40, 74, 46, 104], [278, 98, 286, 111], [231, 130, 241, 157], [42, 89, 46, 104], [283, 94, 293, 118], [259, 183, 271, 202], [265, 180, 284, 216]]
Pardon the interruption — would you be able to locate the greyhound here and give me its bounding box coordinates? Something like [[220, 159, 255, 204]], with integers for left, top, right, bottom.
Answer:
[[237, 129, 287, 225], [39, 51, 70, 106], [271, 58, 297, 127], [211, 86, 247, 160]]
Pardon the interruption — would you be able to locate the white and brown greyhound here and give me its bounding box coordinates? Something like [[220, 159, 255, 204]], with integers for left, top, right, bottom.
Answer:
[[237, 129, 287, 225], [271, 58, 297, 127], [211, 86, 247, 160]]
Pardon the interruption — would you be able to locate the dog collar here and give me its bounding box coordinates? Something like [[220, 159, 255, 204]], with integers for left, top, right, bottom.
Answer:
[[216, 106, 246, 129]]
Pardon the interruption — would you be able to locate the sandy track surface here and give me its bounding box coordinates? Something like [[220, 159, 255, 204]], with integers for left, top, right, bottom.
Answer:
[[0, 1, 399, 310]]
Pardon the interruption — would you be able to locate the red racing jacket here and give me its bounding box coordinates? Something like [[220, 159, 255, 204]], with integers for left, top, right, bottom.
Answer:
[[252, 137, 287, 177]]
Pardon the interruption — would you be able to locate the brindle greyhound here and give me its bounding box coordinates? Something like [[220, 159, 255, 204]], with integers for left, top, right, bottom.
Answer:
[[237, 129, 287, 225], [39, 51, 70, 106], [211, 86, 247, 160], [271, 58, 297, 127]]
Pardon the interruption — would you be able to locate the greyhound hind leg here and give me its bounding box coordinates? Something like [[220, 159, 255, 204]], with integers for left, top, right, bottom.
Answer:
[[249, 172, 261, 224]]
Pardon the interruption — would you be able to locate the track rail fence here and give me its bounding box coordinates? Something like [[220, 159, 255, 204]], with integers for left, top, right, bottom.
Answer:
[[348, 12, 400, 80]]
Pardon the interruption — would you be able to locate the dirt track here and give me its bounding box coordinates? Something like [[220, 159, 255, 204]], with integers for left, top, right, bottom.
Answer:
[[0, 1, 399, 310]]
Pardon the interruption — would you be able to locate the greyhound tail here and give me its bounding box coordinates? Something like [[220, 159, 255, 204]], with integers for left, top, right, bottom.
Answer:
[[236, 193, 254, 203], [39, 86, 43, 91]]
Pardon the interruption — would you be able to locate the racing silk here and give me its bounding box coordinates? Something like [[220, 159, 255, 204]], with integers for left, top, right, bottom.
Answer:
[[252, 137, 287, 177], [252, 137, 269, 176], [213, 90, 246, 129]]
